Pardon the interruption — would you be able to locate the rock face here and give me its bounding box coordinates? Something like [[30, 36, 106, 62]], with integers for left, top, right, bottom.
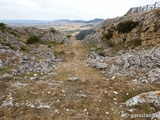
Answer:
[[83, 9, 160, 46]]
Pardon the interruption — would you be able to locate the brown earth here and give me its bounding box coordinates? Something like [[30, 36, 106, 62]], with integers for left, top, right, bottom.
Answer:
[[0, 36, 159, 120]]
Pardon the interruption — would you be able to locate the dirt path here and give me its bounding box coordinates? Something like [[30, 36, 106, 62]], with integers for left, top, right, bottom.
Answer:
[[53, 35, 104, 81]]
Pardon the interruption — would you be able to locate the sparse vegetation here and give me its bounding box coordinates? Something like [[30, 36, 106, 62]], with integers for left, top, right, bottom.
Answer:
[[108, 41, 115, 47], [67, 34, 72, 39], [105, 30, 113, 40], [109, 39, 141, 51], [10, 31, 17, 36], [20, 46, 28, 52], [0, 68, 6, 76], [54, 50, 65, 58], [27, 35, 40, 44], [116, 20, 139, 33], [17, 72, 43, 78], [50, 28, 57, 33], [0, 23, 6, 32], [123, 38, 126, 43], [49, 41, 64, 46], [98, 51, 106, 57], [1, 42, 15, 50], [154, 24, 159, 32], [95, 47, 104, 52]]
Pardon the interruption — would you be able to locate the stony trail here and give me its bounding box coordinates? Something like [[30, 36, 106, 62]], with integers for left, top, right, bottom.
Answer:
[[53, 35, 104, 82]]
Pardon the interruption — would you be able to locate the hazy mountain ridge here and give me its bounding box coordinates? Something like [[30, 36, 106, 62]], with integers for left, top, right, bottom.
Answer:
[[0, 18, 104, 24]]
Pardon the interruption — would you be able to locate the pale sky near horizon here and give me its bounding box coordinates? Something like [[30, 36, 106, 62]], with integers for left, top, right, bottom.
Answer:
[[0, 0, 159, 20]]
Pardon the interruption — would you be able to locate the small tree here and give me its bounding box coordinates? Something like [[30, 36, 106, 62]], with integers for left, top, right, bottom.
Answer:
[[27, 35, 39, 44], [105, 30, 113, 40]]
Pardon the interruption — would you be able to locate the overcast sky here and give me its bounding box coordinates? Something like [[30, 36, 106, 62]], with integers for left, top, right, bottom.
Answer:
[[0, 0, 158, 20]]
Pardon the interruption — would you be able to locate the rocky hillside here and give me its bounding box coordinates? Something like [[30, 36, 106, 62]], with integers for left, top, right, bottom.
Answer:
[[82, 7, 160, 120], [83, 8, 160, 47], [0, 24, 70, 80]]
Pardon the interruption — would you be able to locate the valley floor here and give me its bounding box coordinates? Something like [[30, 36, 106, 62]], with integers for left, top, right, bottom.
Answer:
[[0, 36, 160, 120]]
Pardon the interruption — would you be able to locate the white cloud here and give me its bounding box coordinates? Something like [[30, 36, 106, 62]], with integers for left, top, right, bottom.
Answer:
[[0, 0, 157, 20], [19, 0, 39, 7]]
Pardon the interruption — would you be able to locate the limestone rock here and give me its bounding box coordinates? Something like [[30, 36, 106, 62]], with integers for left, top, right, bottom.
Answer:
[[125, 91, 160, 108], [96, 62, 108, 69]]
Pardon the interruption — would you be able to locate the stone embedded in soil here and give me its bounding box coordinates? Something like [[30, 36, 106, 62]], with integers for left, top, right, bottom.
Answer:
[[68, 77, 80, 81], [113, 91, 118, 95], [125, 91, 160, 108]]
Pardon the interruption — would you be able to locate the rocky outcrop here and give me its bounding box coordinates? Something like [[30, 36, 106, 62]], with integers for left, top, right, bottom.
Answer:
[[125, 91, 160, 107], [83, 8, 160, 46], [41, 31, 70, 45], [0, 44, 58, 78], [0, 25, 70, 80], [86, 44, 160, 83], [14, 27, 70, 45]]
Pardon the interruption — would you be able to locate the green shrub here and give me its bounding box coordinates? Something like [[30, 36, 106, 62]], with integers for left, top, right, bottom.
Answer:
[[98, 51, 106, 57], [116, 20, 139, 33], [0, 23, 6, 32], [67, 34, 72, 39], [105, 30, 113, 40], [27, 35, 39, 44], [95, 47, 104, 52], [20, 47, 28, 52], [50, 28, 57, 33], [123, 38, 126, 43]]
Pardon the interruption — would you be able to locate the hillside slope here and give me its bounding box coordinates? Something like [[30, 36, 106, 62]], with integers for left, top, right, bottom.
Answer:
[[83, 8, 160, 47]]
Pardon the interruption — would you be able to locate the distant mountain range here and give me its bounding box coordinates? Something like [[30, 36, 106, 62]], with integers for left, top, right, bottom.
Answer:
[[53, 18, 105, 24], [0, 18, 104, 24]]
